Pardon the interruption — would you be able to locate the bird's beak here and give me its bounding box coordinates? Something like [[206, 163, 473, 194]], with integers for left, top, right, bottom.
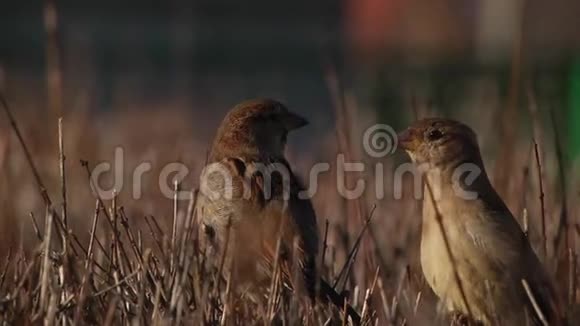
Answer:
[[397, 127, 420, 152], [283, 112, 309, 131]]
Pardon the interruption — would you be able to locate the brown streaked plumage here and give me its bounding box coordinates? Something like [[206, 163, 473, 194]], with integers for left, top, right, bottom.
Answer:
[[197, 99, 361, 324], [198, 99, 317, 295], [399, 118, 565, 325]]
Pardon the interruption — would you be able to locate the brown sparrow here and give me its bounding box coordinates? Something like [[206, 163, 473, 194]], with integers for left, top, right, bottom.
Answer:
[[197, 99, 361, 325], [398, 118, 565, 325], [197, 99, 318, 296]]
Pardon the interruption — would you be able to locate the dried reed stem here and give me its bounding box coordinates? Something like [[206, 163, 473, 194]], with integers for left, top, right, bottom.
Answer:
[[424, 180, 473, 318], [533, 140, 548, 257]]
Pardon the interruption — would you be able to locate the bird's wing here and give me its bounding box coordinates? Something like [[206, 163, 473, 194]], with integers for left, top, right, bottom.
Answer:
[[197, 156, 319, 296], [462, 208, 528, 273], [462, 204, 564, 324], [285, 171, 319, 296], [245, 157, 319, 296]]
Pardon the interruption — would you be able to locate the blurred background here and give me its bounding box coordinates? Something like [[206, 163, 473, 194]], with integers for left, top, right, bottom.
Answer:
[[0, 1, 580, 322], [1, 1, 579, 155], [2, 2, 579, 120]]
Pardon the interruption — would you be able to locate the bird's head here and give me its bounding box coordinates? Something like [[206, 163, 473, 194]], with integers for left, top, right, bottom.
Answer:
[[398, 118, 482, 169], [211, 99, 308, 159]]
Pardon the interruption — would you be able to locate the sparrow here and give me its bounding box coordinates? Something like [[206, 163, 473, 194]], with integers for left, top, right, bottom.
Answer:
[[197, 99, 316, 293], [197, 99, 361, 323], [398, 118, 564, 325]]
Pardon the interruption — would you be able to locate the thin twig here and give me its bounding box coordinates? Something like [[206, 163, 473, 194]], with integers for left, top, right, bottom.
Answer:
[[171, 180, 179, 272], [321, 219, 330, 272], [333, 204, 377, 291], [92, 269, 140, 298], [29, 212, 43, 241], [58, 118, 68, 247], [522, 279, 549, 326], [86, 200, 101, 270], [215, 217, 232, 293], [0, 91, 52, 208], [40, 207, 54, 312], [533, 140, 548, 257], [569, 248, 576, 306], [424, 180, 473, 318]]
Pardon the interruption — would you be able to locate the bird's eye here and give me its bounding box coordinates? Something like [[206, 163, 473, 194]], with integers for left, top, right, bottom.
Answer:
[[427, 129, 443, 141]]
